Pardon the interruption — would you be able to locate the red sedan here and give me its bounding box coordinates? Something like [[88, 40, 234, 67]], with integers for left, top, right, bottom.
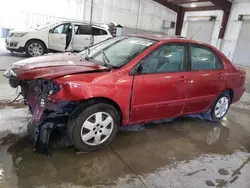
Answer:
[[4, 34, 246, 154]]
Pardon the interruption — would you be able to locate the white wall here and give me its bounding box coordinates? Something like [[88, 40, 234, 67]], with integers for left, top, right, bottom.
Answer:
[[88, 0, 177, 35], [222, 2, 250, 62], [181, 10, 224, 48], [0, 0, 176, 35], [0, 0, 84, 29]]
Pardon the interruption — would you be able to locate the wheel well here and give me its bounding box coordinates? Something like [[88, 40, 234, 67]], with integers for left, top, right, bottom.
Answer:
[[222, 89, 234, 103], [69, 97, 123, 125], [25, 39, 47, 50]]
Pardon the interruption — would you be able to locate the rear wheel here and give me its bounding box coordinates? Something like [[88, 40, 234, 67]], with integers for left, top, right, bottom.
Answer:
[[211, 91, 231, 122], [67, 103, 120, 152], [25, 40, 46, 57]]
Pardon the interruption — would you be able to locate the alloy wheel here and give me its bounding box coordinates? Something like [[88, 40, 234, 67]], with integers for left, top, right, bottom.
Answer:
[[28, 43, 43, 56], [80, 112, 114, 146], [214, 97, 229, 118]]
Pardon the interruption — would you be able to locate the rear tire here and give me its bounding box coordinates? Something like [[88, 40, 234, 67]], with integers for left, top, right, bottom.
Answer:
[[67, 103, 120, 152], [25, 40, 46, 57], [211, 91, 231, 122]]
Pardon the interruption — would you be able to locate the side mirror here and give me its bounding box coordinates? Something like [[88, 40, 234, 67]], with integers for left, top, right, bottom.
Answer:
[[129, 63, 144, 75], [137, 64, 144, 74], [49, 29, 53, 33]]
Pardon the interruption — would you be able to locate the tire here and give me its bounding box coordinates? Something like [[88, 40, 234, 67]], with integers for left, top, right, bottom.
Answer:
[[25, 40, 46, 57], [67, 103, 120, 152], [211, 91, 231, 122]]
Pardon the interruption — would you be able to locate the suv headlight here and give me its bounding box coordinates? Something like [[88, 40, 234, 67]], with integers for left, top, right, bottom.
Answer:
[[12, 32, 27, 37]]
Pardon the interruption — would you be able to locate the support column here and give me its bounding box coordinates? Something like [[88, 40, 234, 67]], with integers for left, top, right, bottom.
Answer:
[[219, 11, 230, 39], [175, 7, 185, 36]]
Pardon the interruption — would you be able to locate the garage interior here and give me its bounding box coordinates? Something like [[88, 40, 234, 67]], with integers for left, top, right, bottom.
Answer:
[[0, 0, 250, 188]]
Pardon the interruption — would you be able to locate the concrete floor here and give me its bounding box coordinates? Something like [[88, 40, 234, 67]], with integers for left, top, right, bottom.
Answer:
[[0, 48, 250, 188], [0, 39, 25, 71]]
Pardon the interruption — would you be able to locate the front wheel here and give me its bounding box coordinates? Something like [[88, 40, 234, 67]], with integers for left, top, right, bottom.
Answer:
[[211, 91, 231, 122], [67, 103, 120, 152], [25, 40, 46, 57]]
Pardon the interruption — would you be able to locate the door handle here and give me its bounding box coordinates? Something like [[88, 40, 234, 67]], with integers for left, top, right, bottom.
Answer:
[[85, 38, 89, 40], [179, 76, 187, 82], [217, 73, 224, 79], [60, 37, 64, 39]]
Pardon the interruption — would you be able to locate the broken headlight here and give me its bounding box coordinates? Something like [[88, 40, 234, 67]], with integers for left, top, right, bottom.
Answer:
[[9, 75, 20, 88], [36, 79, 61, 95], [3, 68, 16, 78]]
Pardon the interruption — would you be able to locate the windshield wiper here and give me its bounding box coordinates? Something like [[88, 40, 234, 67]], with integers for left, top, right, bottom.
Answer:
[[101, 50, 114, 69]]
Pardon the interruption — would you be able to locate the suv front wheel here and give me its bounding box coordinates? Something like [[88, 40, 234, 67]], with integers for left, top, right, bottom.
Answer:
[[25, 40, 46, 57]]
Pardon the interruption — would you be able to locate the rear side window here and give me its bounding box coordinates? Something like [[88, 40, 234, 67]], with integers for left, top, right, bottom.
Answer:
[[141, 44, 186, 74], [190, 45, 223, 70], [92, 27, 107, 35], [75, 25, 92, 35]]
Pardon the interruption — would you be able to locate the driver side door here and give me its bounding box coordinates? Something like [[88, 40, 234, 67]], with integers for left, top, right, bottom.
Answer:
[[131, 43, 188, 122], [48, 23, 71, 51]]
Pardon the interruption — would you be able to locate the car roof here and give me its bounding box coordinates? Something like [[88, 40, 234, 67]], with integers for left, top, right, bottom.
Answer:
[[59, 20, 108, 29], [128, 33, 213, 48]]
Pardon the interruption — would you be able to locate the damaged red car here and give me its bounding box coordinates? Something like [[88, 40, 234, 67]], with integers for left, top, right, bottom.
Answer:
[[3, 34, 246, 155]]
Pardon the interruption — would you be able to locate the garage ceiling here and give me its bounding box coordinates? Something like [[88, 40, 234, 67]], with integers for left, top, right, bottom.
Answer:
[[179, 2, 214, 8], [162, 0, 232, 12], [154, 0, 233, 38]]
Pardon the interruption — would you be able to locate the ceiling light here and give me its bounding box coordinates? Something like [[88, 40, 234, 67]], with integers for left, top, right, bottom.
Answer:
[[190, 4, 197, 7]]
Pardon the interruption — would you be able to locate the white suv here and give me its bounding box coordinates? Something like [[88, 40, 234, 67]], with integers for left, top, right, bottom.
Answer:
[[5, 21, 113, 57]]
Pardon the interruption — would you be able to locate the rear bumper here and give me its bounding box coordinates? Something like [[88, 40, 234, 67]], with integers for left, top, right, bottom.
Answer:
[[232, 87, 245, 103]]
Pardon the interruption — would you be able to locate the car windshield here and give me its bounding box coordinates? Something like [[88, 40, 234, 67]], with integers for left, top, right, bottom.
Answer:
[[79, 36, 156, 68]]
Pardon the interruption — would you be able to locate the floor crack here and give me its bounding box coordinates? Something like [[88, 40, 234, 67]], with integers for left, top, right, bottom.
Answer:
[[216, 156, 250, 188], [109, 145, 148, 188]]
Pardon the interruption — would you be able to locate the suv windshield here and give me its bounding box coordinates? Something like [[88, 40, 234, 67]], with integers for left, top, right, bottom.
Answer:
[[79, 36, 156, 68], [35, 22, 58, 30]]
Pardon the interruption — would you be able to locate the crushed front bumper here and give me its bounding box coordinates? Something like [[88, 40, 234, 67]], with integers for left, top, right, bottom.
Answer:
[[27, 95, 78, 156], [27, 113, 70, 156]]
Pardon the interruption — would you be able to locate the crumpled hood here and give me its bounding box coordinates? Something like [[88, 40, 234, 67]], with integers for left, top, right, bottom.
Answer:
[[9, 53, 108, 80]]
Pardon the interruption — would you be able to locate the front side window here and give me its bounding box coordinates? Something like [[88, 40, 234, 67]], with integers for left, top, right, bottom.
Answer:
[[140, 44, 186, 74], [79, 36, 156, 68], [52, 24, 71, 34], [190, 45, 223, 70]]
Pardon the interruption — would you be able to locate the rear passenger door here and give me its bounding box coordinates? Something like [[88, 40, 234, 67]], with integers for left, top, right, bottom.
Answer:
[[131, 43, 188, 122], [92, 27, 109, 44], [72, 24, 93, 51], [182, 44, 225, 114]]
